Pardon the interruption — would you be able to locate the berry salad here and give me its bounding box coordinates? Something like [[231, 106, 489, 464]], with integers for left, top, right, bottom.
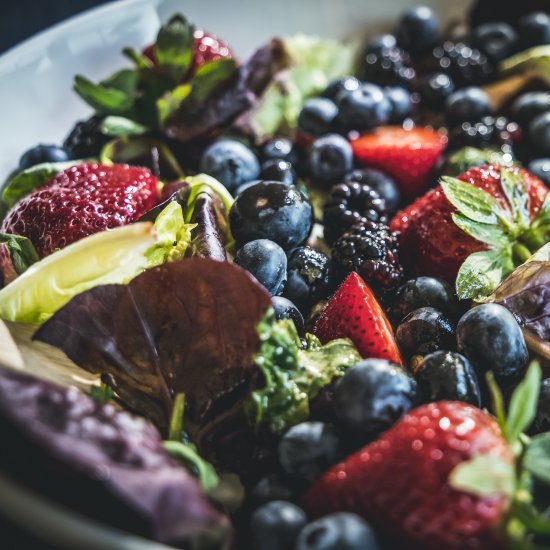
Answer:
[[1, 2, 550, 549]]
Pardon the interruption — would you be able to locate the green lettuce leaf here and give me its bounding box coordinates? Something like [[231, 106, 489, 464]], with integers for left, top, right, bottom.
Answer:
[[0, 202, 195, 324], [500, 45, 550, 87]]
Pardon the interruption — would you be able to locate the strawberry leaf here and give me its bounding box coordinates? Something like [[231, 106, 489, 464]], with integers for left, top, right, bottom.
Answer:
[[452, 212, 509, 247], [522, 193, 550, 251], [188, 59, 237, 103], [500, 168, 531, 228], [0, 233, 39, 275], [99, 116, 148, 137], [441, 176, 506, 225], [456, 248, 514, 300], [506, 361, 542, 444], [122, 47, 154, 69], [155, 15, 195, 83], [449, 455, 515, 497], [486, 371, 507, 435], [73, 74, 137, 115], [524, 433, 550, 488]]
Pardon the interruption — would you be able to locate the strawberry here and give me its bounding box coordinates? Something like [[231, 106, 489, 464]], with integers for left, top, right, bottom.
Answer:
[[1, 163, 159, 258], [351, 127, 448, 199], [313, 272, 402, 365], [302, 401, 513, 550], [390, 165, 548, 296]]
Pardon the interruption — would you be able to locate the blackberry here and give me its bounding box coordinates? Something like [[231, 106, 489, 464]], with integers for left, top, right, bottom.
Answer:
[[63, 116, 110, 159], [449, 115, 521, 151], [323, 181, 389, 245], [430, 42, 494, 87], [332, 221, 403, 294], [359, 46, 416, 89]]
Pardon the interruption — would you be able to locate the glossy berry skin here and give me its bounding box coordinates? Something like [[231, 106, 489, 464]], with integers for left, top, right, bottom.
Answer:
[[1, 163, 159, 258], [334, 359, 417, 447], [396, 307, 455, 359], [63, 116, 110, 159], [19, 144, 70, 170], [360, 46, 416, 89], [395, 5, 440, 55], [283, 247, 333, 314], [234, 239, 287, 296], [511, 92, 550, 127], [457, 303, 528, 386], [298, 98, 339, 136], [309, 134, 353, 186], [365, 34, 397, 55], [321, 77, 361, 103], [384, 86, 412, 123], [278, 422, 342, 482], [532, 378, 550, 434], [336, 85, 391, 132], [419, 72, 455, 110], [529, 112, 550, 155], [296, 513, 380, 550], [445, 87, 491, 123], [472, 22, 518, 63], [390, 276, 458, 324], [302, 402, 513, 550], [250, 475, 294, 507], [528, 158, 550, 186], [261, 138, 299, 165], [272, 296, 305, 335], [251, 500, 307, 550], [200, 140, 260, 193], [344, 169, 401, 214], [192, 28, 233, 71], [229, 183, 313, 251], [414, 351, 482, 406], [519, 12, 550, 48], [260, 159, 296, 186]]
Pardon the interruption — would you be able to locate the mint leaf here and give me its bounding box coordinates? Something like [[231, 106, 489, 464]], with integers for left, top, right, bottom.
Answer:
[[456, 248, 514, 300], [449, 455, 515, 497], [0, 233, 39, 275], [524, 433, 550, 487], [500, 168, 530, 229], [73, 74, 136, 115], [99, 116, 148, 137], [441, 176, 506, 225], [452, 213, 509, 247], [122, 47, 154, 69], [155, 15, 195, 83], [507, 361, 542, 444]]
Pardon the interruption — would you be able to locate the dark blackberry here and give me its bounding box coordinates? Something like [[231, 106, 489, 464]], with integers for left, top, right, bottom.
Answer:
[[359, 46, 416, 89], [431, 41, 494, 87], [332, 221, 403, 294], [323, 181, 389, 245], [418, 72, 456, 110], [449, 115, 521, 151], [63, 116, 110, 159]]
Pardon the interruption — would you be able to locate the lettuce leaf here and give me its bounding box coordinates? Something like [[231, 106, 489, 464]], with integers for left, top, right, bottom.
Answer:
[[0, 202, 195, 324]]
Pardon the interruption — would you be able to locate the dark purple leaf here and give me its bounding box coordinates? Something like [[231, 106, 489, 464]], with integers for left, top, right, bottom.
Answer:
[[190, 193, 228, 261]]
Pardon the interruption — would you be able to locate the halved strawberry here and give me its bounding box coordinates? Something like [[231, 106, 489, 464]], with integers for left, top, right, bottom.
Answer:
[[351, 127, 448, 200], [313, 272, 403, 365]]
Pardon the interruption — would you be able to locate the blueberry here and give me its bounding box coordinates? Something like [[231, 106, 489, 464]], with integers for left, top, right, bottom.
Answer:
[[251, 500, 307, 550], [445, 87, 491, 122], [343, 169, 401, 214], [298, 98, 339, 136], [230, 182, 313, 251], [260, 159, 296, 186], [532, 378, 550, 434], [336, 84, 391, 132], [296, 513, 380, 550], [511, 92, 550, 127], [199, 139, 260, 193], [414, 351, 482, 406], [366, 34, 397, 55], [19, 144, 70, 170], [261, 138, 299, 165], [278, 422, 341, 482], [234, 239, 287, 296], [309, 134, 353, 185], [519, 12, 550, 49], [473, 22, 518, 63], [235, 180, 263, 196], [334, 359, 417, 446], [528, 158, 550, 185], [396, 5, 439, 55], [390, 276, 459, 324], [272, 296, 305, 334], [320, 77, 361, 104], [529, 112, 550, 155], [283, 247, 333, 314], [250, 475, 294, 507], [419, 73, 456, 109], [457, 303, 528, 386], [384, 86, 412, 122]]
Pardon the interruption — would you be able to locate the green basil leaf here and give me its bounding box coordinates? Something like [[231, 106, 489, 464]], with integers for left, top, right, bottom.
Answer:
[[524, 433, 550, 487], [500, 167, 530, 228], [449, 455, 515, 497], [456, 248, 514, 300], [73, 75, 135, 115], [0, 233, 39, 275], [507, 361, 542, 444], [99, 116, 148, 137], [441, 176, 505, 224], [452, 212, 509, 247], [155, 15, 195, 83], [122, 47, 154, 69]]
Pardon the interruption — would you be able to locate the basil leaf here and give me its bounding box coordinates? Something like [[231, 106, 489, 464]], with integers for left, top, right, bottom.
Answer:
[[524, 433, 550, 487], [155, 15, 195, 83], [449, 455, 515, 497], [456, 248, 514, 300], [441, 176, 505, 224], [452, 212, 509, 247], [73, 75, 136, 115], [99, 116, 148, 137], [122, 47, 154, 69], [500, 167, 530, 228], [506, 361, 542, 444], [0, 233, 39, 275]]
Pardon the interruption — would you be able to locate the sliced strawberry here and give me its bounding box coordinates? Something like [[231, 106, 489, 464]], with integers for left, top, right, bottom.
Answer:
[[351, 127, 448, 199], [313, 272, 403, 365]]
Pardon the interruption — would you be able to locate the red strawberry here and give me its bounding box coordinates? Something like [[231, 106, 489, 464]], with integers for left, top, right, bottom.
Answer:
[[302, 401, 513, 550], [313, 272, 402, 365], [390, 165, 548, 284], [1, 163, 159, 258], [351, 127, 448, 199]]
